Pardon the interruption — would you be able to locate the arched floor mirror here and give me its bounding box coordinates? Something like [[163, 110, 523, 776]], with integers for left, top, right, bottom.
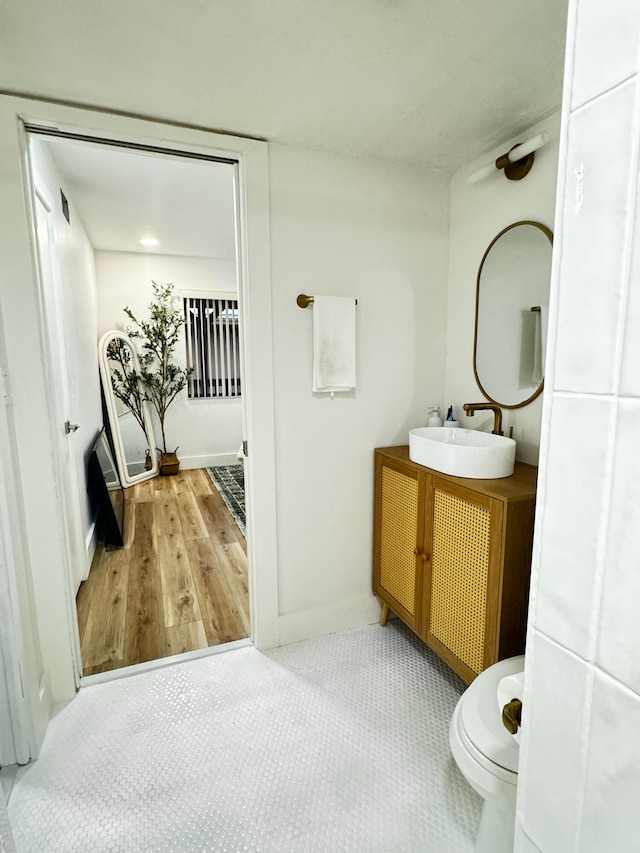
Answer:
[[98, 330, 159, 486]]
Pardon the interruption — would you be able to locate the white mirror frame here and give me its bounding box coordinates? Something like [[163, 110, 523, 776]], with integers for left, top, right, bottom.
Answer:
[[98, 330, 159, 486]]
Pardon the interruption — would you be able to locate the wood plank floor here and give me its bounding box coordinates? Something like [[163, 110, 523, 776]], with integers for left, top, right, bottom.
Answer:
[[76, 468, 249, 676]]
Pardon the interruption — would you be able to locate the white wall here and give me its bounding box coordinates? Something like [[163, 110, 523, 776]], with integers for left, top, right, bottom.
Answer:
[[29, 141, 102, 554], [268, 144, 450, 636], [516, 2, 640, 850], [445, 113, 560, 465], [95, 251, 242, 467]]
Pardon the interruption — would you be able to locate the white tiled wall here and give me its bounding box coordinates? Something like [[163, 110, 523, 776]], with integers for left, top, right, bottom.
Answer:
[[553, 80, 636, 395], [515, 2, 640, 851], [533, 394, 612, 658]]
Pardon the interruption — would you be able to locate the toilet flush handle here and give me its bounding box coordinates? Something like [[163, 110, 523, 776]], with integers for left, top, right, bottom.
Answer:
[[502, 699, 522, 735]]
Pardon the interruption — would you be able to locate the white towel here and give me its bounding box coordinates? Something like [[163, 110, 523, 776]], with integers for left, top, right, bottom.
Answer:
[[531, 305, 549, 385], [497, 672, 525, 744], [312, 295, 356, 393], [539, 304, 549, 374]]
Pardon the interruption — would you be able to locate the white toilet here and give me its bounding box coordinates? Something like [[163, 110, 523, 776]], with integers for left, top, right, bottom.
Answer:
[[449, 655, 524, 853]]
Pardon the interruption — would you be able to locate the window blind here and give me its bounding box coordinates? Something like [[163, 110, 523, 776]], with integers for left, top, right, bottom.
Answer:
[[184, 296, 241, 399]]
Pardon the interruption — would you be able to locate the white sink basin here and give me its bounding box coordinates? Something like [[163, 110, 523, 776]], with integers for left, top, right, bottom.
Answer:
[[409, 427, 516, 479]]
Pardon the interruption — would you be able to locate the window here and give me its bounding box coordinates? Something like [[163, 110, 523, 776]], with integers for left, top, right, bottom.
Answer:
[[184, 294, 241, 399]]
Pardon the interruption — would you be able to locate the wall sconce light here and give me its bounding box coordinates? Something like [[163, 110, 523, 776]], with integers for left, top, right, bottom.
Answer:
[[467, 132, 550, 184]]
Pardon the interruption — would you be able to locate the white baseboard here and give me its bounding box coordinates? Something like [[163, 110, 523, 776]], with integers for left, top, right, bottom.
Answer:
[[277, 594, 381, 647], [179, 453, 240, 470], [83, 522, 97, 582]]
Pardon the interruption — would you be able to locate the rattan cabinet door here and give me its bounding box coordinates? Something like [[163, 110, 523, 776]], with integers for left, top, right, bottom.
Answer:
[[425, 478, 498, 683], [373, 446, 534, 685], [373, 457, 427, 632]]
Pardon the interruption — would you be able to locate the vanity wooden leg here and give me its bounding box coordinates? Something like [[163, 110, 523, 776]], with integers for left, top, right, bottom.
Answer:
[[380, 602, 390, 627]]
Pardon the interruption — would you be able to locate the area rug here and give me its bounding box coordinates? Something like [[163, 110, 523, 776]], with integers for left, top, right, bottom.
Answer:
[[206, 464, 246, 537]]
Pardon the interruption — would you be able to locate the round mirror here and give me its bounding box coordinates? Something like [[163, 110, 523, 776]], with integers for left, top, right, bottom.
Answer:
[[473, 220, 553, 408]]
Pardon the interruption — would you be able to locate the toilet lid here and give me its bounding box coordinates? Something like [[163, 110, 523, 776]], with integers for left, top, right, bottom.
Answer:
[[459, 655, 524, 774]]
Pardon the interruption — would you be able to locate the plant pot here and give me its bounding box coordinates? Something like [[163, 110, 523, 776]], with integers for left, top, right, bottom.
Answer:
[[159, 451, 180, 476]]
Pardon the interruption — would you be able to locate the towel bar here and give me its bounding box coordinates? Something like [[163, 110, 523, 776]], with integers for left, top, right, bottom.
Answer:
[[296, 293, 357, 308]]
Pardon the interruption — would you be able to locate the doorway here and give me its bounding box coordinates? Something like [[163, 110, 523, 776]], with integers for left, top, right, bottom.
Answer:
[[28, 131, 251, 678], [0, 97, 279, 758]]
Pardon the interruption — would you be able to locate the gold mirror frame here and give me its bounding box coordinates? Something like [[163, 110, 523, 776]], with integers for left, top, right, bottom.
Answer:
[[472, 220, 553, 410]]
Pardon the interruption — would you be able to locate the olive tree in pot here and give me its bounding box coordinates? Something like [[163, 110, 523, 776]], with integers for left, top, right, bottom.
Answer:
[[125, 281, 193, 475]]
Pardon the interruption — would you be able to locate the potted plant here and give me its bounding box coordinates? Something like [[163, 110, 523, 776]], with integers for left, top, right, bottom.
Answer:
[[124, 281, 193, 475]]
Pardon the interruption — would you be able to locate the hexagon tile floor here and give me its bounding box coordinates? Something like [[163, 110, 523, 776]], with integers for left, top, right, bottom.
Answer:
[[7, 622, 481, 852]]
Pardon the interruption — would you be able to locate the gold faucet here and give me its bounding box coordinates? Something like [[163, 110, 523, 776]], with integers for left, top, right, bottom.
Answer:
[[463, 402, 503, 435]]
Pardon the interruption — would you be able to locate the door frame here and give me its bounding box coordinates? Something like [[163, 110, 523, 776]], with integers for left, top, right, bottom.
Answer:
[[0, 302, 42, 765], [0, 95, 280, 753]]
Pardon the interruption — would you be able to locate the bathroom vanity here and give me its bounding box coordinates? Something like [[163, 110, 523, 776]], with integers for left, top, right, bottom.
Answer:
[[373, 446, 537, 684]]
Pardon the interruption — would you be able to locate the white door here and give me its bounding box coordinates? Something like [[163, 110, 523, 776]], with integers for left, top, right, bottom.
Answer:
[[32, 179, 88, 600]]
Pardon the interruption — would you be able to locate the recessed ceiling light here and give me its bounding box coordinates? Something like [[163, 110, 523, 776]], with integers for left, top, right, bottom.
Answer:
[[139, 237, 159, 247]]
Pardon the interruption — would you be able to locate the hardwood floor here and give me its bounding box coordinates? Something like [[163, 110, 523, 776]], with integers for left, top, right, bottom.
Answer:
[[76, 468, 249, 676]]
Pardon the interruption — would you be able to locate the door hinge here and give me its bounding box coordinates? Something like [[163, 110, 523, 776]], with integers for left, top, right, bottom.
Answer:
[[0, 365, 11, 407], [242, 440, 248, 457]]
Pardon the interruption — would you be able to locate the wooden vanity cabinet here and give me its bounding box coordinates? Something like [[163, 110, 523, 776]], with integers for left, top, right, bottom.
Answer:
[[373, 446, 537, 684]]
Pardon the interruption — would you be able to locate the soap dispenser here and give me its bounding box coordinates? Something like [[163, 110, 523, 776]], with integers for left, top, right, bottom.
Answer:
[[427, 407, 443, 427]]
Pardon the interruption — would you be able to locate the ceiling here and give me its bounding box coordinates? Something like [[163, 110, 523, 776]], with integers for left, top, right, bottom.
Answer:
[[1, 0, 568, 173], [43, 139, 237, 258], [18, 1, 568, 260]]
